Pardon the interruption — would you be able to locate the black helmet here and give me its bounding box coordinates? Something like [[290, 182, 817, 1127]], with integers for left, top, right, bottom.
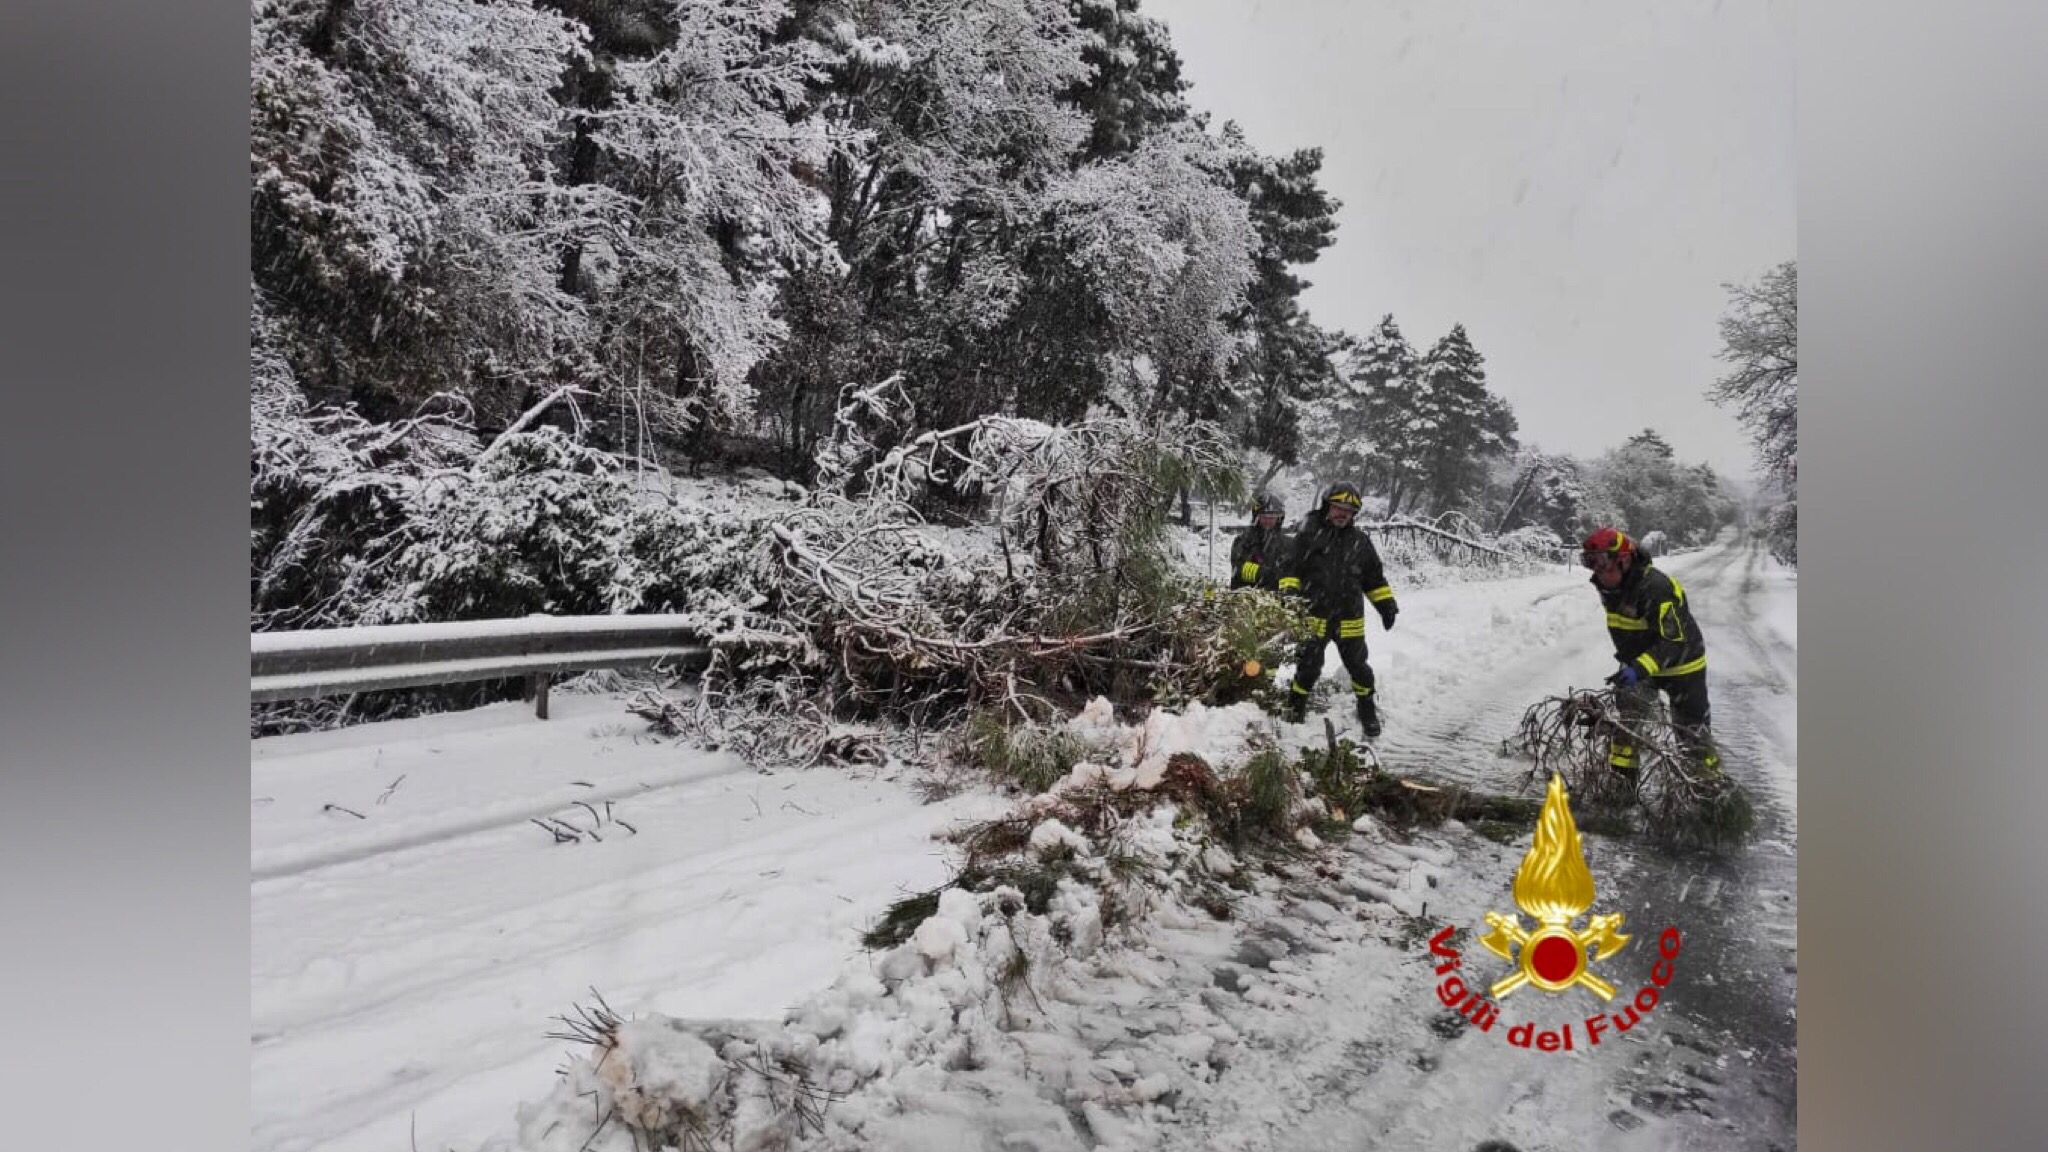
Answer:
[[1319, 482, 1364, 512], [1252, 491, 1285, 518]]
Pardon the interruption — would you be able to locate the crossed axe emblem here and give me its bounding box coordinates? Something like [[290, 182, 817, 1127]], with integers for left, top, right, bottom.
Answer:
[[1479, 910, 1631, 1000]]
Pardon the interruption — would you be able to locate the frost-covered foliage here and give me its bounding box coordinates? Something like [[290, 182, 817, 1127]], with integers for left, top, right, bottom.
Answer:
[[1045, 128, 1255, 402], [253, 346, 770, 642], [1067, 0, 1190, 159], [251, 0, 1357, 485], [580, 0, 834, 437], [251, 297, 484, 631], [251, 0, 591, 416], [749, 394, 1275, 728]]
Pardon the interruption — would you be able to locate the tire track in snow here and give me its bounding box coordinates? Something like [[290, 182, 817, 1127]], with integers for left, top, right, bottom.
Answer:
[[251, 757, 750, 882], [1185, 537, 1797, 1151]]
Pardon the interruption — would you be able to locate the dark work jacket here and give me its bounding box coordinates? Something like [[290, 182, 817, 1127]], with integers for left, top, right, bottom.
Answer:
[[1594, 553, 1708, 677], [1229, 522, 1291, 591], [1277, 511, 1395, 621]]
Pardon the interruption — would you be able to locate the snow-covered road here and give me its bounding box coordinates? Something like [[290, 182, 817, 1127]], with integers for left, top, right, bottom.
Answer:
[[1165, 533, 1799, 1150], [251, 699, 1003, 1152]]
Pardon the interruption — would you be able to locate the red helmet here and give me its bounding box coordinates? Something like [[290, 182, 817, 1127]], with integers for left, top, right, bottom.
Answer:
[[1580, 527, 1633, 569]]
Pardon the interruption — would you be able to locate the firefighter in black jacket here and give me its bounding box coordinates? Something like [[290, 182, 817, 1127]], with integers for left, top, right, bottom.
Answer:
[[1581, 526, 1720, 776], [1277, 482, 1399, 737], [1229, 492, 1290, 591]]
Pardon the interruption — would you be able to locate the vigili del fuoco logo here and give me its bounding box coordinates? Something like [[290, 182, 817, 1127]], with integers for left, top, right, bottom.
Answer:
[[1424, 774, 1684, 1052]]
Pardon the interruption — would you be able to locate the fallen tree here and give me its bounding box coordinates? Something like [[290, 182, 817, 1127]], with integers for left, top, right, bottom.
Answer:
[[1509, 688, 1755, 849], [659, 382, 1317, 764]]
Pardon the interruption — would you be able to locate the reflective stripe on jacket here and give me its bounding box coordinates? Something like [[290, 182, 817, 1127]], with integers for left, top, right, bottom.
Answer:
[[1229, 523, 1291, 591], [1596, 556, 1707, 677], [1277, 511, 1395, 621]]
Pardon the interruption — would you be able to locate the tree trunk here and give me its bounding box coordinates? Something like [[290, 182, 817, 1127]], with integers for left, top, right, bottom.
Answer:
[[1494, 462, 1540, 535], [1254, 456, 1284, 497]]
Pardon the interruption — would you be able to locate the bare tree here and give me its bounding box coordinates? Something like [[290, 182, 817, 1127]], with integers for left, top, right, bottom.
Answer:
[[1709, 261, 1798, 492]]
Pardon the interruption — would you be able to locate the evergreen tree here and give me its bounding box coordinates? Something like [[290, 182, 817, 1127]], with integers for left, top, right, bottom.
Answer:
[[1409, 324, 1518, 515], [1065, 0, 1190, 161], [1220, 124, 1344, 476], [1338, 314, 1423, 511]]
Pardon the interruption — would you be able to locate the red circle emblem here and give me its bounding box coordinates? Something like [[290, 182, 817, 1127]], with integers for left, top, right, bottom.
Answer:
[[1530, 934, 1580, 983]]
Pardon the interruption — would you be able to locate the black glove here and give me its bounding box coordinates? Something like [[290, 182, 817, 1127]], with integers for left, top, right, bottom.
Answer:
[[1375, 599, 1398, 631]]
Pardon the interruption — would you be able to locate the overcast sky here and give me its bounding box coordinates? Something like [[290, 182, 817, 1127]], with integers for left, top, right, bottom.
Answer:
[[1145, 0, 1795, 480]]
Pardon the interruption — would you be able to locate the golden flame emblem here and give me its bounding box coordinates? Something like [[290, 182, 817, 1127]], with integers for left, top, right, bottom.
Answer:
[[1479, 774, 1631, 999]]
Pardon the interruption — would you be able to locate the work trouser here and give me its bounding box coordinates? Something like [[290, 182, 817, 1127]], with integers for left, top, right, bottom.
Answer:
[[1609, 668, 1720, 774], [1289, 615, 1376, 708]]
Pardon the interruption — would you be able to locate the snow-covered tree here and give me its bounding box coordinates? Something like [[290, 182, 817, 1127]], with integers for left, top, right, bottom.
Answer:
[[1341, 320, 1516, 517], [748, 0, 1097, 461], [1588, 429, 1738, 547], [1408, 324, 1519, 515], [1048, 127, 1255, 419], [1482, 448, 1590, 541], [1709, 260, 1797, 562], [1333, 314, 1424, 509], [579, 0, 833, 442], [251, 0, 591, 418], [1220, 124, 1346, 476], [1066, 0, 1190, 160]]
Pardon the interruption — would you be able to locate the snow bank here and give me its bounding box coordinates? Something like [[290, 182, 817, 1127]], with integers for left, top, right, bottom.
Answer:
[[491, 692, 1355, 1152]]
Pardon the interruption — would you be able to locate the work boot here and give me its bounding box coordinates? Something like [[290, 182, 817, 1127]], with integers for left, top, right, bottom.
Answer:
[[1283, 691, 1308, 724], [1356, 695, 1382, 740]]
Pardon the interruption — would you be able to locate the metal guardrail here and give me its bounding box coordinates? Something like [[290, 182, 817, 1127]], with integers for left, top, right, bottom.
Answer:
[[252, 615, 712, 719]]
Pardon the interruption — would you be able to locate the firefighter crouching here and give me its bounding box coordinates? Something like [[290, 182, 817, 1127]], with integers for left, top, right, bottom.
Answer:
[[1278, 482, 1398, 739], [1581, 526, 1721, 778], [1229, 492, 1290, 591]]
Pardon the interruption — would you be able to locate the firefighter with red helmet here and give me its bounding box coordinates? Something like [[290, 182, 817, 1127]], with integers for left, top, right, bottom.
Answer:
[[1277, 482, 1398, 738], [1581, 527, 1720, 777]]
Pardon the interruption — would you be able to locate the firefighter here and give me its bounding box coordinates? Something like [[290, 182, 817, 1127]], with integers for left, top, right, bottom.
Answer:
[[1581, 526, 1721, 778], [1229, 492, 1290, 591], [1277, 482, 1399, 738]]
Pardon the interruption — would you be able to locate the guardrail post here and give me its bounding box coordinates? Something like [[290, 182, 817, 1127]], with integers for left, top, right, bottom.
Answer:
[[528, 672, 551, 720]]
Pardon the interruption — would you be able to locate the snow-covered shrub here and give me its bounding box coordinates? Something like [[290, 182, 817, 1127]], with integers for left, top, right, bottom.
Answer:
[[519, 1006, 844, 1152], [251, 314, 481, 631], [253, 364, 780, 727], [1496, 523, 1567, 560], [616, 499, 772, 623], [370, 429, 637, 623], [1637, 528, 1672, 556], [958, 713, 1108, 794], [1765, 501, 1797, 566]]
